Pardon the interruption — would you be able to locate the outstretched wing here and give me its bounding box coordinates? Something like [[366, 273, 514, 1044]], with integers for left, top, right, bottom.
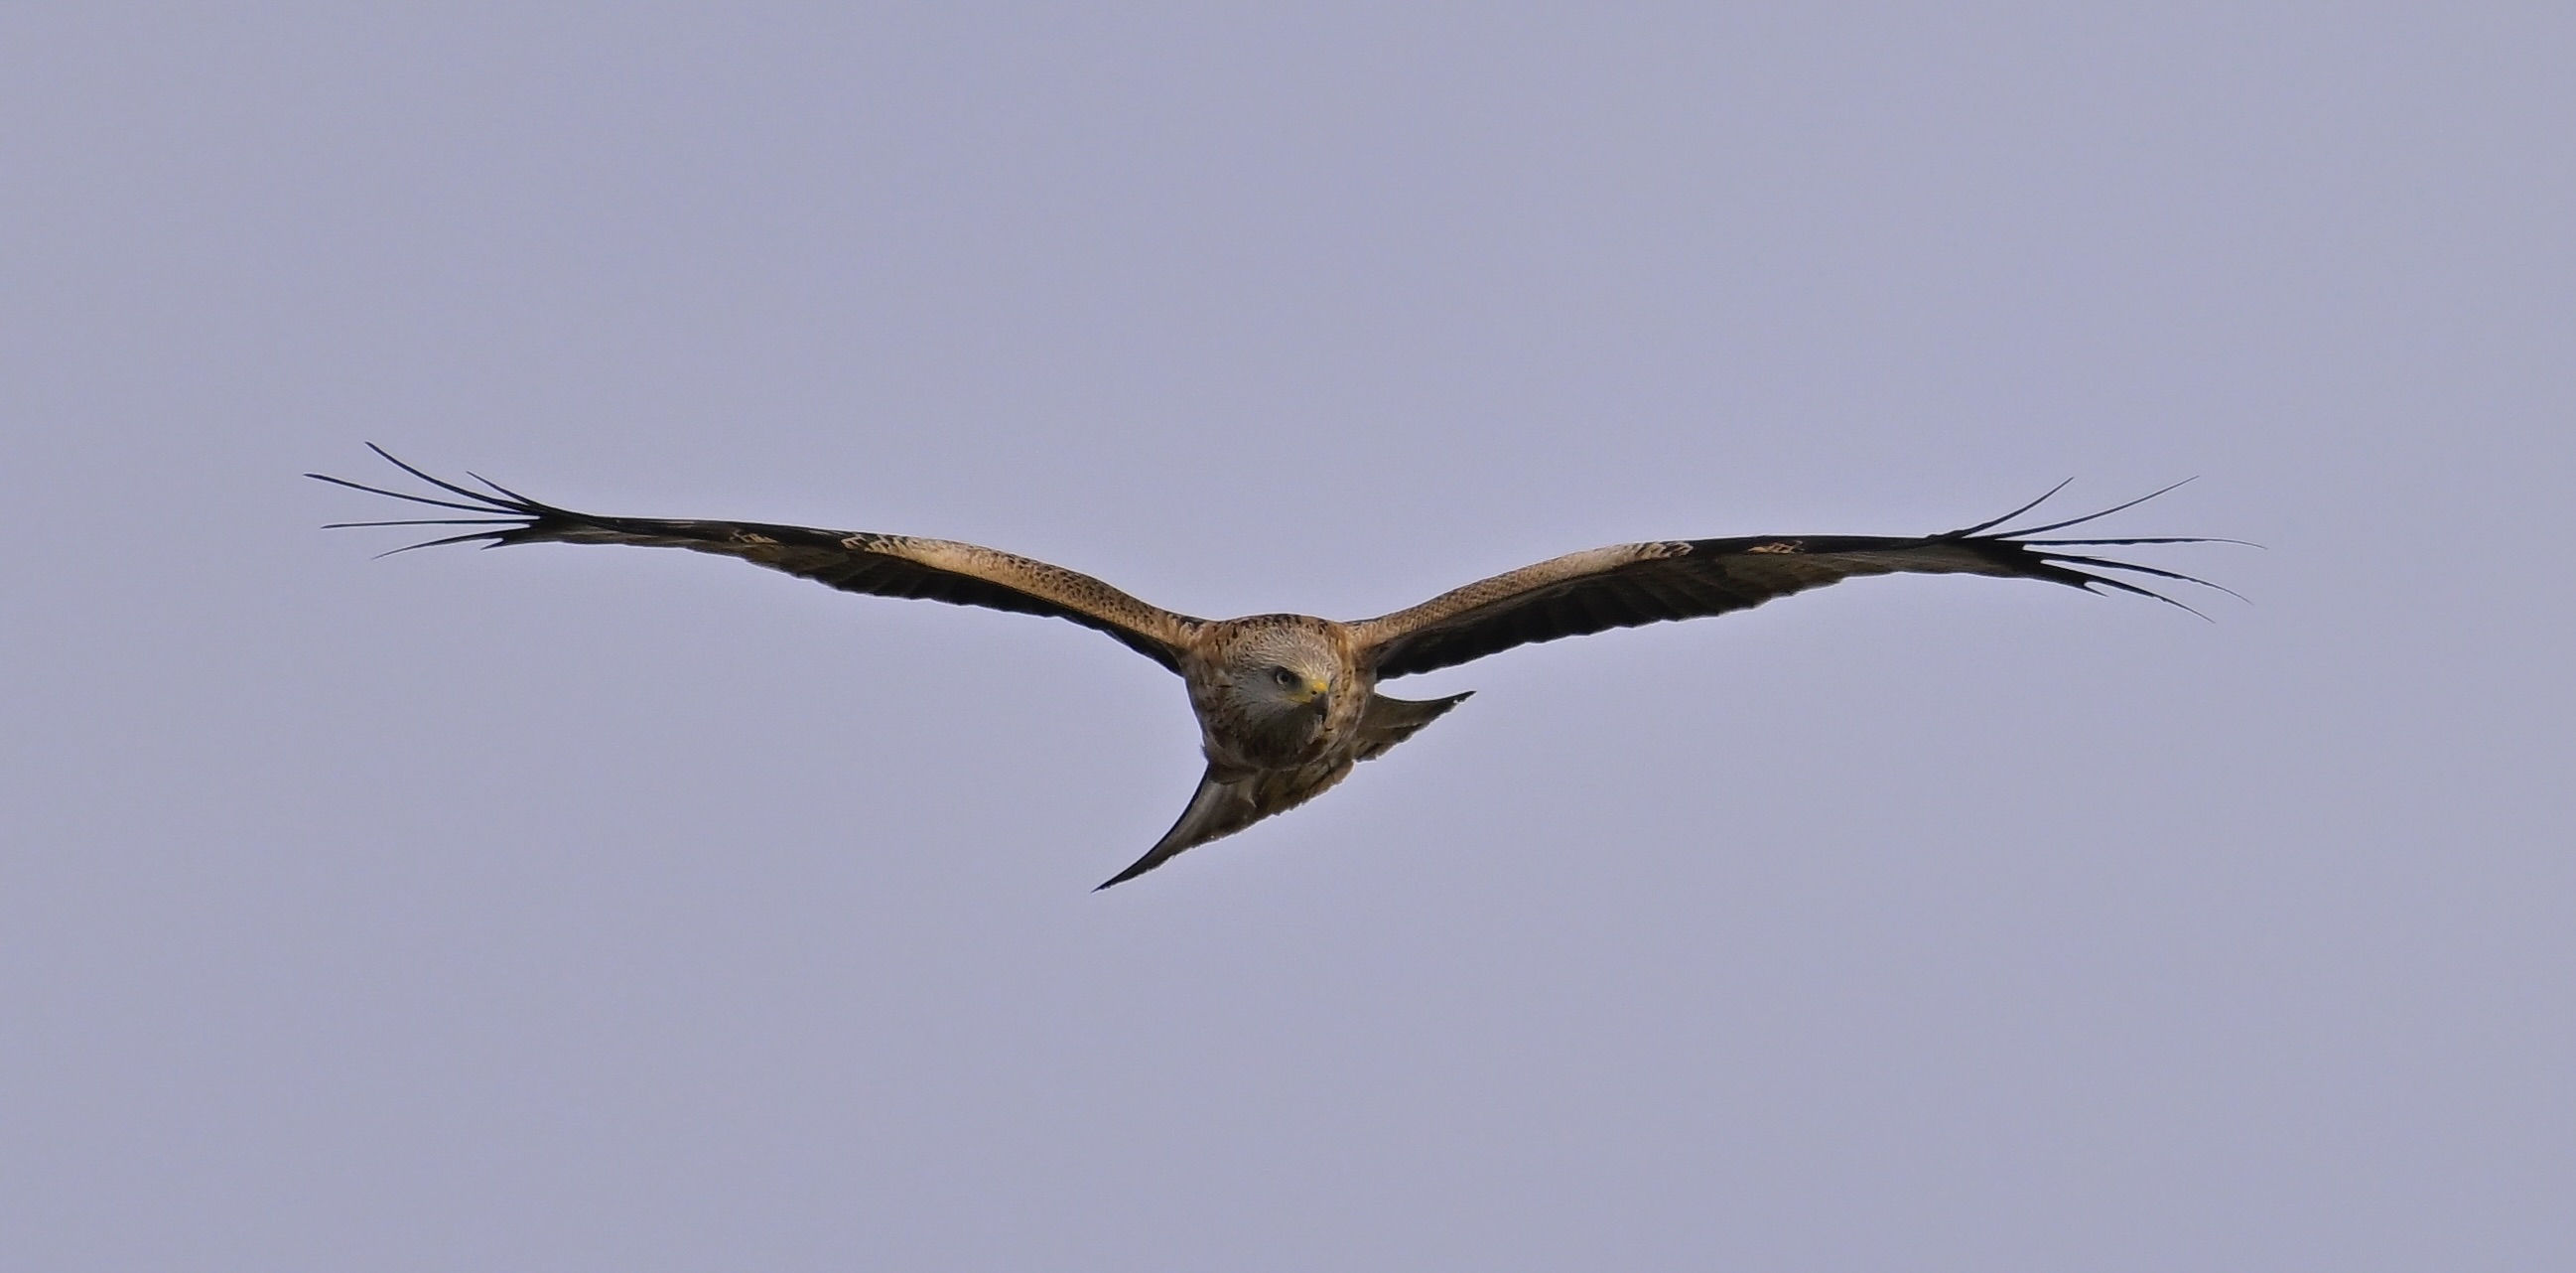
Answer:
[[1356, 482, 2231, 679], [311, 446, 1203, 671]]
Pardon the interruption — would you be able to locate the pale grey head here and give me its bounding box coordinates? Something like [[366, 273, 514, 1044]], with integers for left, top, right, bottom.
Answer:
[[1210, 617, 1347, 762]]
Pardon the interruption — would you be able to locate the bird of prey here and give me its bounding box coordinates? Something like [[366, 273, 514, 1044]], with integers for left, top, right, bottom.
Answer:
[[312, 447, 2222, 888]]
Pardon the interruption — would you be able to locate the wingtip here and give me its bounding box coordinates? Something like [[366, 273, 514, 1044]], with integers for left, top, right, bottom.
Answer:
[[313, 446, 565, 554], [1955, 477, 2078, 537], [1990, 477, 2201, 539]]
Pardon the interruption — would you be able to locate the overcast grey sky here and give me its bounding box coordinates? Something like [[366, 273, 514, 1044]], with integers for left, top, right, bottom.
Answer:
[[4, 5, 2570, 1269]]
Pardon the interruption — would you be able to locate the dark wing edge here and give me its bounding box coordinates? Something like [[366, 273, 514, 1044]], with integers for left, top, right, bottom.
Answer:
[[1357, 480, 2240, 679], [309, 445, 1202, 671]]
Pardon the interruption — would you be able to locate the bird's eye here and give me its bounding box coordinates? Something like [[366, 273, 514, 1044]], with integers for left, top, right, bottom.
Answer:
[[1272, 666, 1299, 686]]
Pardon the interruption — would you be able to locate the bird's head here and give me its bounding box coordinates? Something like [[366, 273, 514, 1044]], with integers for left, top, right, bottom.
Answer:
[[1220, 622, 1342, 747]]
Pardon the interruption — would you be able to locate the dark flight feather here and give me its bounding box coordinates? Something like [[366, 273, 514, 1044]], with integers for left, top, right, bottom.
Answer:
[[1358, 484, 2231, 679], [310, 446, 1201, 670]]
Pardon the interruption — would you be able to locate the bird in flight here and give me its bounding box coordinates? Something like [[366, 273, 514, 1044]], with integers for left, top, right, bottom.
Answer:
[[313, 446, 2223, 888]]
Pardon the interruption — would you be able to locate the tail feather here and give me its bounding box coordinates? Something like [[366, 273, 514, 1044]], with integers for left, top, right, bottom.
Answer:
[[1095, 761, 1354, 890], [1094, 692, 1473, 890]]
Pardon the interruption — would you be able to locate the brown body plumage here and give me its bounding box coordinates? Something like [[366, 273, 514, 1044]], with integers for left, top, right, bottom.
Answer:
[[313, 447, 2223, 888], [1119, 615, 1471, 888]]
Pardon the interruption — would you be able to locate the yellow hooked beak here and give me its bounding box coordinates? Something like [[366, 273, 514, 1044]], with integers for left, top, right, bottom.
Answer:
[[1297, 676, 1332, 711]]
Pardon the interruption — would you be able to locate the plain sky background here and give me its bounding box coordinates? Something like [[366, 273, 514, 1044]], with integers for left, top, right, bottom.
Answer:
[[5, 5, 2570, 1269]]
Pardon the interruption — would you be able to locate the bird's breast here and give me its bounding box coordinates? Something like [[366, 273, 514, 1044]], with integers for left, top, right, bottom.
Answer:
[[1189, 691, 1363, 774]]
